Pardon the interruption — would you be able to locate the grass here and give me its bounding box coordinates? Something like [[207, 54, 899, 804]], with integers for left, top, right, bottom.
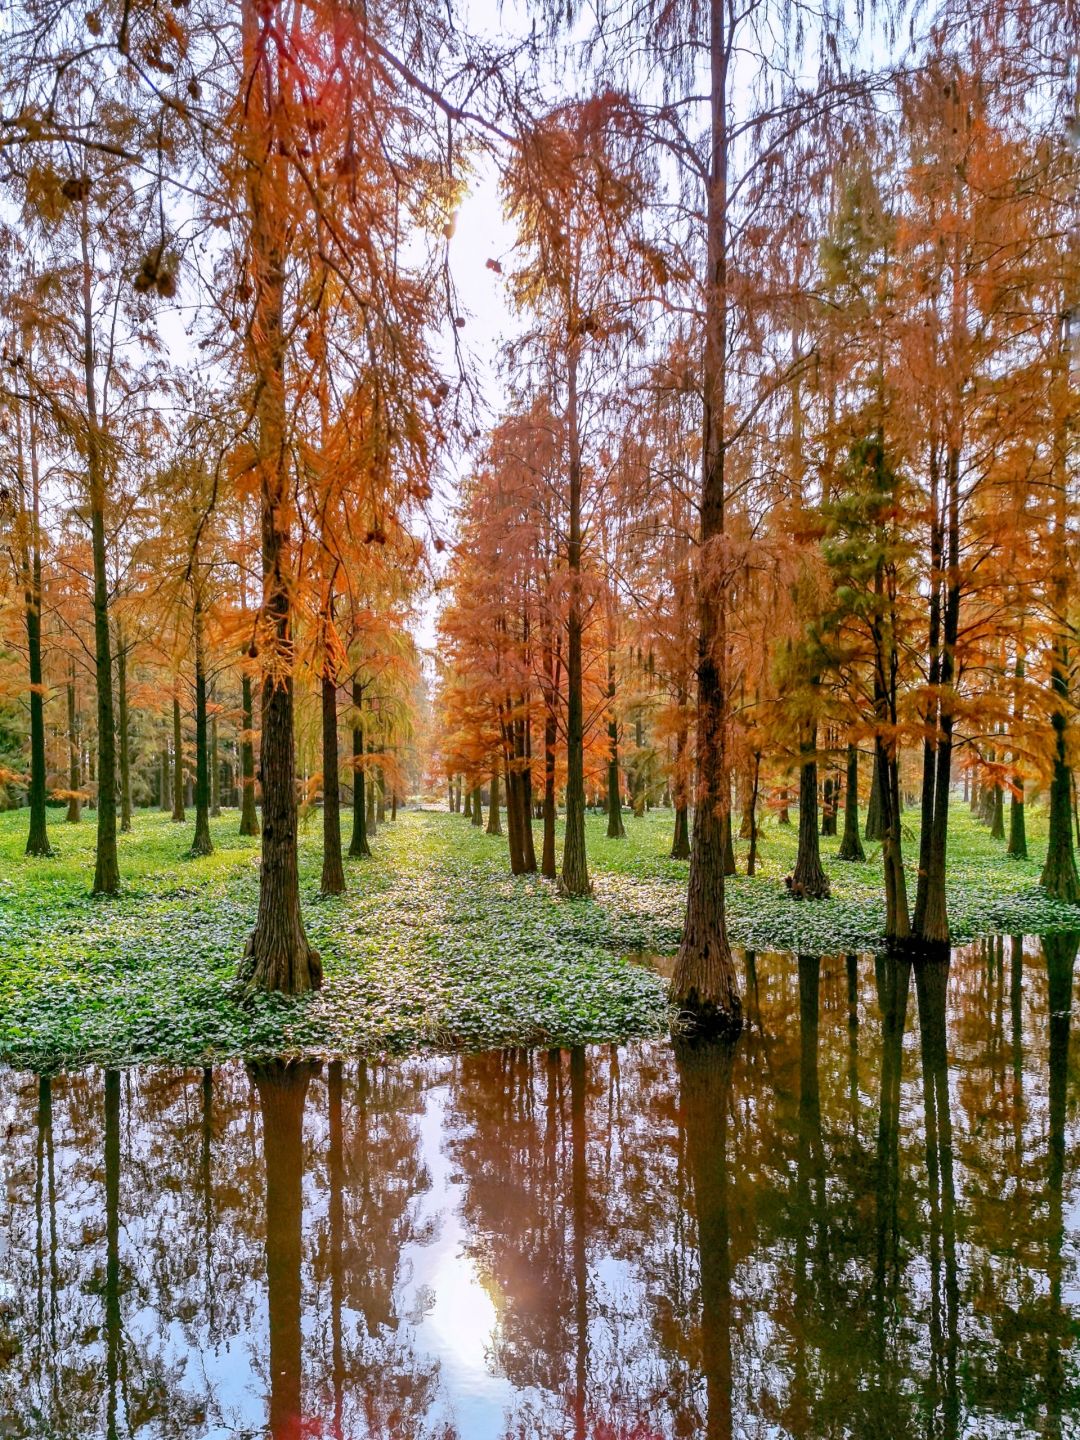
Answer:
[[1, 798, 1078, 1071]]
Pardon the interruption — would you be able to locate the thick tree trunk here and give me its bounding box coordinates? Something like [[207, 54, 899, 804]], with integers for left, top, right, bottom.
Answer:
[[670, 0, 740, 1033], [237, 0, 319, 994], [348, 681, 370, 858], [470, 784, 483, 827], [81, 197, 118, 895], [191, 602, 214, 857], [820, 772, 837, 837], [240, 670, 260, 835], [789, 728, 830, 899], [320, 669, 344, 894], [838, 744, 865, 862]]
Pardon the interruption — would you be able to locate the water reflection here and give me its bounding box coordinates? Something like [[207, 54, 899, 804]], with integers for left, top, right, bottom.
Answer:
[[1, 938, 1078, 1439]]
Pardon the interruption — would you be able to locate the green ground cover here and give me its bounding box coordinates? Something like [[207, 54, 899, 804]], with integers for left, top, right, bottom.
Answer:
[[1, 801, 1078, 1070]]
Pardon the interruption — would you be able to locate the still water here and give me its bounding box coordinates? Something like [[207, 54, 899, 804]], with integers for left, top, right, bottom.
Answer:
[[1, 939, 1078, 1439]]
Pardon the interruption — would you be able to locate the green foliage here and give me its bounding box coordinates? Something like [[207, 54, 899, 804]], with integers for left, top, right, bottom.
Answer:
[[0, 803, 1074, 1071]]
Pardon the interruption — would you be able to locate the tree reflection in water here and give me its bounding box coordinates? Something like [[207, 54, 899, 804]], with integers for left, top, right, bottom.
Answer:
[[1, 938, 1078, 1439]]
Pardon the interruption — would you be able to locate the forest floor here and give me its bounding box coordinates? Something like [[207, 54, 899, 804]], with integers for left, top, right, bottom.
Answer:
[[2, 802, 1079, 1070]]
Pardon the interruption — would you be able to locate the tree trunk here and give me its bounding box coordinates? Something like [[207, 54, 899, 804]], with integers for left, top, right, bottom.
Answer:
[[366, 740, 378, 836], [239, 669, 260, 835], [319, 669, 344, 894], [210, 708, 221, 817], [560, 346, 591, 897], [789, 727, 830, 899], [191, 601, 214, 857], [377, 769, 387, 825], [159, 740, 170, 813], [348, 681, 370, 858], [671, 706, 691, 859], [237, 0, 319, 994], [746, 753, 761, 876], [542, 701, 557, 879], [81, 194, 118, 895], [486, 766, 502, 835], [669, 0, 740, 1033], [519, 713, 538, 872], [67, 680, 82, 824], [722, 809, 736, 877], [838, 744, 865, 861], [606, 660, 625, 839], [172, 694, 186, 822], [20, 383, 51, 856], [865, 757, 883, 841]]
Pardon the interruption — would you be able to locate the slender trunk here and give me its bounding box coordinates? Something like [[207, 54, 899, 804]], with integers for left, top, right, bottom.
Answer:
[[519, 711, 538, 872], [865, 756, 883, 841], [238, 0, 319, 993], [210, 708, 221, 817], [239, 669, 259, 835], [172, 694, 186, 822], [81, 195, 118, 895], [348, 680, 370, 858], [320, 668, 344, 894], [366, 738, 378, 836], [66, 673, 81, 823], [560, 346, 591, 897], [159, 741, 170, 814], [487, 766, 502, 835], [116, 626, 131, 833], [542, 694, 557, 879], [20, 382, 50, 856], [915, 444, 961, 944], [838, 744, 866, 861], [746, 752, 761, 876], [670, 0, 740, 1032], [1008, 651, 1027, 859], [191, 599, 213, 857], [606, 659, 625, 839], [377, 768, 387, 825], [671, 702, 691, 859], [789, 725, 830, 899]]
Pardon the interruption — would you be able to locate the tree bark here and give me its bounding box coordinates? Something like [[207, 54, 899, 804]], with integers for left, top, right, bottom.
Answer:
[[239, 669, 260, 835], [66, 671, 81, 824], [320, 669, 344, 894], [789, 726, 830, 899], [865, 756, 883, 840], [19, 378, 51, 856], [559, 344, 591, 897], [190, 600, 214, 857], [838, 744, 865, 861], [237, 0, 319, 993], [172, 693, 186, 822], [81, 193, 118, 895], [542, 698, 557, 878], [210, 707, 221, 817], [606, 660, 625, 838], [486, 766, 502, 834], [669, 0, 740, 1033]]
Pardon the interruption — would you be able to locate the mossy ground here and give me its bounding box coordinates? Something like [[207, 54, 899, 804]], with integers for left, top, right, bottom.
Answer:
[[1, 800, 1077, 1070]]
